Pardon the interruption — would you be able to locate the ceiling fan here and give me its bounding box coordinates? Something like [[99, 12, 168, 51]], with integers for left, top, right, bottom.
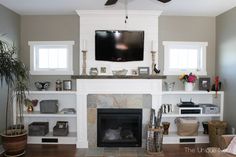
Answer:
[[105, 0, 171, 6]]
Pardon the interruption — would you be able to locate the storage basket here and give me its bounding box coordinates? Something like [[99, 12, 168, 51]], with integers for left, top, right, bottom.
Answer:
[[28, 122, 49, 136], [146, 126, 164, 155], [40, 100, 58, 113], [53, 121, 69, 136], [175, 118, 199, 136], [208, 120, 227, 147]]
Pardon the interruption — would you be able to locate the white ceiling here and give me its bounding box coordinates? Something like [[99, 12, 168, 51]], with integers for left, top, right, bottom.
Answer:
[[0, 0, 236, 16]]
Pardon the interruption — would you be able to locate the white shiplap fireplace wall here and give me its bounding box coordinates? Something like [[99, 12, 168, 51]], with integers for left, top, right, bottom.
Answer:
[[76, 10, 162, 75], [75, 10, 162, 148]]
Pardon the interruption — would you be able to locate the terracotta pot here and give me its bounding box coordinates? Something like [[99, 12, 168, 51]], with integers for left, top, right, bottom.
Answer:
[[1, 130, 27, 157]]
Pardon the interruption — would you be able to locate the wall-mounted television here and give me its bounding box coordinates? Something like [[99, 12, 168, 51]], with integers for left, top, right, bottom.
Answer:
[[95, 30, 144, 62]]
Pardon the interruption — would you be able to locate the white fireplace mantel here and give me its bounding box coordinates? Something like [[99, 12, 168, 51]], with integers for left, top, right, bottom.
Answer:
[[76, 79, 163, 148]]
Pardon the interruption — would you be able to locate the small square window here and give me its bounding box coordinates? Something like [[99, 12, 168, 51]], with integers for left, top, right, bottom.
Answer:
[[163, 41, 208, 75], [29, 41, 74, 75]]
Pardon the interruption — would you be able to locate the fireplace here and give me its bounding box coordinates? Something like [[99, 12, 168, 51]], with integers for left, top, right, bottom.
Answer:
[[97, 109, 142, 147]]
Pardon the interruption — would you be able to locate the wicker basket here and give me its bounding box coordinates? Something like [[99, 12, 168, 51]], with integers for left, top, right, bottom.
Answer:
[[208, 120, 227, 147], [146, 126, 164, 155], [175, 118, 199, 136]]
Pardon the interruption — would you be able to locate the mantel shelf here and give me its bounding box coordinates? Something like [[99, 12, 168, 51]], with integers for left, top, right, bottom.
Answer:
[[71, 75, 166, 79]]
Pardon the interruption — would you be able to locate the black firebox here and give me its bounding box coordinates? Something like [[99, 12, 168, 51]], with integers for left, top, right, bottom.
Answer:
[[97, 109, 142, 147]]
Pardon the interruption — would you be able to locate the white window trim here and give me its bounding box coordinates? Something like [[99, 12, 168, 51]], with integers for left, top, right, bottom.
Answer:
[[28, 41, 75, 75], [163, 41, 208, 76]]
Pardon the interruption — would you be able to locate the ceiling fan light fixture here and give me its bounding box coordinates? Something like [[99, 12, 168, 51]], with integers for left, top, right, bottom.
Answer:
[[158, 0, 172, 3], [105, 0, 118, 6]]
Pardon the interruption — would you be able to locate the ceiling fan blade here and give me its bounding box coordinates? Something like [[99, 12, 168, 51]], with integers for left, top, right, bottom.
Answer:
[[158, 0, 171, 3], [105, 0, 118, 5]]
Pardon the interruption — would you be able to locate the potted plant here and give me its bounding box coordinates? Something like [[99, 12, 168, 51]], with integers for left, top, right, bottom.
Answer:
[[179, 73, 197, 91], [0, 38, 29, 156]]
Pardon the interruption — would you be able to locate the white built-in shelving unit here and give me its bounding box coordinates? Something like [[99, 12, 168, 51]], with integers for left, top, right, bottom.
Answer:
[[15, 79, 224, 147], [161, 91, 224, 144], [19, 91, 77, 145]]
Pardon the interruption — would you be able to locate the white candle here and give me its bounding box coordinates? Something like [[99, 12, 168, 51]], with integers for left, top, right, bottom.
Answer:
[[151, 40, 157, 52], [82, 40, 87, 50]]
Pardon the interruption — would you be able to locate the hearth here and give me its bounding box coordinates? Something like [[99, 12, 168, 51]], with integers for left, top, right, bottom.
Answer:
[[97, 109, 142, 147]]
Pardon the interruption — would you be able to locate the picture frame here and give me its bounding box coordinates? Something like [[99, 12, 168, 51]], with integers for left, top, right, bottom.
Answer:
[[138, 67, 150, 76], [199, 78, 211, 91], [100, 67, 106, 74], [63, 80, 72, 90]]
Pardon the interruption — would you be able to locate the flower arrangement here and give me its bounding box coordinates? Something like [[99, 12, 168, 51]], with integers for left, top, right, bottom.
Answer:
[[179, 73, 197, 83], [24, 99, 38, 112]]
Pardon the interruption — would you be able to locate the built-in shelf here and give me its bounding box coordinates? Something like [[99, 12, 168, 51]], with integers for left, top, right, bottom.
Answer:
[[28, 132, 77, 144], [162, 91, 223, 95], [23, 111, 77, 118], [26, 91, 77, 95], [71, 75, 166, 79], [162, 113, 221, 118], [163, 132, 209, 144]]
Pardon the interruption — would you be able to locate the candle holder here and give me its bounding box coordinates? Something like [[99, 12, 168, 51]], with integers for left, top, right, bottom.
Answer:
[[82, 50, 87, 75], [162, 122, 170, 135], [202, 121, 209, 134], [151, 51, 157, 75]]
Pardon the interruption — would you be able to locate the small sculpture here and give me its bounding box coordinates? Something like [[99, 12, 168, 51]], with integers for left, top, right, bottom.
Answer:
[[56, 80, 62, 91], [154, 64, 161, 74], [164, 82, 175, 91]]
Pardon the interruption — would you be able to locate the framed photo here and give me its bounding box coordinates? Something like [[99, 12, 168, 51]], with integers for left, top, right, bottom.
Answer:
[[199, 78, 210, 90], [138, 67, 150, 76], [100, 67, 106, 74], [63, 80, 72, 90]]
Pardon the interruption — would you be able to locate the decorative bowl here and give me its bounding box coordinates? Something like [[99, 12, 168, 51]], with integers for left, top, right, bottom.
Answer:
[[112, 69, 128, 76], [35, 81, 50, 91]]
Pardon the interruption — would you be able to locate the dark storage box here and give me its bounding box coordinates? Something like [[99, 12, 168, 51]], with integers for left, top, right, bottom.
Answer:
[[28, 122, 49, 136], [53, 121, 69, 136], [40, 100, 58, 113]]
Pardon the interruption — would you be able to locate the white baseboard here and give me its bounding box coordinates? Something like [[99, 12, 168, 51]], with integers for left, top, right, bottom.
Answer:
[[0, 145, 4, 155]]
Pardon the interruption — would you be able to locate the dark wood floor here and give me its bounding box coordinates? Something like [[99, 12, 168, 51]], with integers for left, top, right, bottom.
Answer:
[[1, 144, 210, 157]]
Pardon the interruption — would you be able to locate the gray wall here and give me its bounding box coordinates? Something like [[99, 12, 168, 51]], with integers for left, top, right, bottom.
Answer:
[[216, 7, 236, 132], [159, 16, 216, 90], [20, 15, 80, 90], [20, 15, 216, 91], [0, 4, 20, 144]]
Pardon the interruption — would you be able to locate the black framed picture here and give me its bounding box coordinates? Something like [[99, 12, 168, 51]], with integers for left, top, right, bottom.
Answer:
[[199, 78, 211, 90], [138, 67, 150, 75]]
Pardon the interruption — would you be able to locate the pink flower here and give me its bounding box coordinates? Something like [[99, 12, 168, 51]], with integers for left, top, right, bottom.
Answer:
[[188, 75, 197, 83]]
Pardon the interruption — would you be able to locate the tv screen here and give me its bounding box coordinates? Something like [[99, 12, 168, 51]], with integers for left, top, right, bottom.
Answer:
[[95, 30, 144, 62]]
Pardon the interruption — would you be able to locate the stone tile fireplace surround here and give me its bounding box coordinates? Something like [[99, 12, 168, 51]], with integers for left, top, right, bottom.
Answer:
[[76, 79, 162, 148], [87, 94, 152, 148]]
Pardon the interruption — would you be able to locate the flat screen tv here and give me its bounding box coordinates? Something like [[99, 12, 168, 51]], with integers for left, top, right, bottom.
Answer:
[[95, 30, 144, 62]]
